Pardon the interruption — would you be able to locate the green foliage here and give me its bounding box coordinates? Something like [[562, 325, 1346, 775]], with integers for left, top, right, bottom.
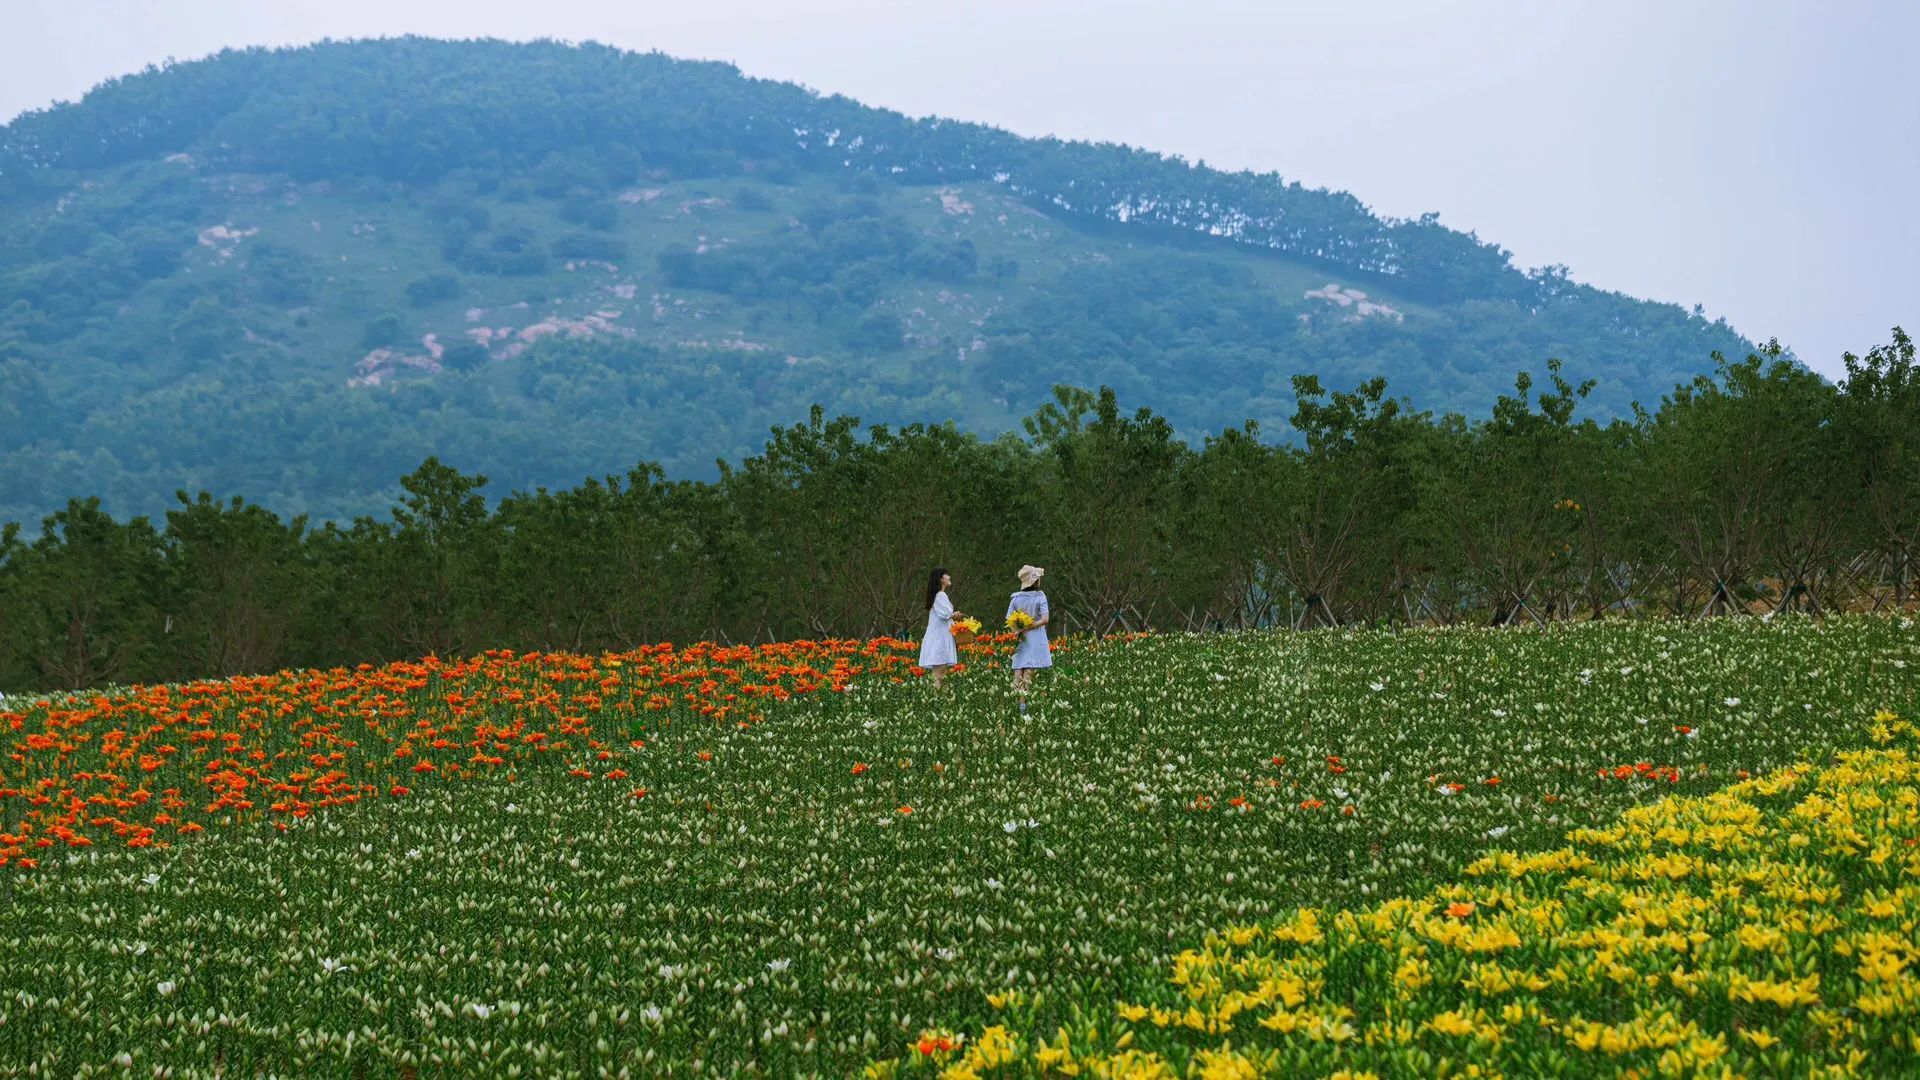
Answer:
[[0, 35, 1800, 537], [0, 352, 52, 451], [439, 339, 488, 373], [1421, 359, 1595, 622], [1267, 374, 1414, 626], [1035, 387, 1184, 632], [161, 491, 309, 676], [1841, 328, 1920, 596], [3, 326, 1917, 694], [0, 498, 165, 690], [531, 149, 608, 198], [848, 311, 904, 352], [1636, 344, 1843, 615], [360, 312, 405, 349], [404, 272, 460, 307], [551, 232, 628, 261]]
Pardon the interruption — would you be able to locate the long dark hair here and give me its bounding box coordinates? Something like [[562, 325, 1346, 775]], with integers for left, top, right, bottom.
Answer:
[[925, 568, 948, 610]]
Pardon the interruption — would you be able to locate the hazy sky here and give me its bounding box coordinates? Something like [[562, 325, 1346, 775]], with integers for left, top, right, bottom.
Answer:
[[5, 0, 1915, 380]]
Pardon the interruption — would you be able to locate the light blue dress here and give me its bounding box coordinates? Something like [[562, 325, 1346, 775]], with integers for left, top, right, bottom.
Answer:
[[919, 591, 958, 668], [1006, 589, 1051, 669]]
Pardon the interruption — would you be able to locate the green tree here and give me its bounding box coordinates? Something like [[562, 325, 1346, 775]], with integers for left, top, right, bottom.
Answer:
[[361, 313, 405, 349], [1171, 421, 1277, 630], [0, 499, 165, 689], [1272, 375, 1415, 628], [405, 273, 461, 307], [1029, 386, 1186, 633], [366, 459, 501, 657], [1636, 345, 1818, 616], [162, 491, 310, 677], [1840, 328, 1920, 607], [1423, 361, 1593, 624]]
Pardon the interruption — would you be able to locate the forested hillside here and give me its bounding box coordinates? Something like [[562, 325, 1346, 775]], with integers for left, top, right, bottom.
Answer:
[[0, 37, 1754, 525]]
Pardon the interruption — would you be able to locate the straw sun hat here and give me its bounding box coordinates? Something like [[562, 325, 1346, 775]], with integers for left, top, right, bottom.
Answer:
[[1017, 565, 1045, 589]]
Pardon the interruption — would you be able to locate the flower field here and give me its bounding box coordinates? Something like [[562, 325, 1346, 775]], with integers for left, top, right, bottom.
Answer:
[[1, 638, 939, 862], [2, 617, 1916, 1076], [895, 712, 1920, 1079]]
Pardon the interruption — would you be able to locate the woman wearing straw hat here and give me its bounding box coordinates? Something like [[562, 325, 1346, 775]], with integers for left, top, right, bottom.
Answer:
[[1006, 565, 1051, 709], [919, 568, 967, 689]]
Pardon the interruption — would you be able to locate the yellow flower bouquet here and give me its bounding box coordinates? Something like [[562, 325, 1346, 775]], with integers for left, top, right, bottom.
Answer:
[[950, 616, 982, 644], [1005, 610, 1036, 632]]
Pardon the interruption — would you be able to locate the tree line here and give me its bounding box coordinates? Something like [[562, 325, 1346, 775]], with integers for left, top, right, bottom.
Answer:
[[2, 331, 1914, 693]]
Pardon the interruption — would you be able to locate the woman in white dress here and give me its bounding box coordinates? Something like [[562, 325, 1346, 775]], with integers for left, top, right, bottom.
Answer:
[[1007, 564, 1051, 709], [919, 568, 967, 688]]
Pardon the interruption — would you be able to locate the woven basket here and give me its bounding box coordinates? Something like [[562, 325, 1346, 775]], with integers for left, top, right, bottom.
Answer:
[[952, 628, 977, 646]]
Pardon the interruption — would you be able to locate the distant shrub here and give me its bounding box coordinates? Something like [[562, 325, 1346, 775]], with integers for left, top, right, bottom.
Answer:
[[248, 243, 317, 305], [34, 221, 98, 263], [836, 171, 883, 196], [360, 313, 404, 349], [657, 246, 697, 287], [494, 249, 549, 276], [847, 311, 903, 353], [459, 227, 551, 276], [405, 273, 461, 307], [908, 239, 978, 283], [558, 191, 597, 225], [553, 234, 628, 262], [441, 339, 489, 372], [455, 165, 503, 195], [489, 229, 535, 255], [438, 222, 474, 263], [533, 150, 607, 198], [599, 143, 643, 187], [583, 202, 619, 232], [834, 261, 889, 307], [666, 149, 743, 179], [426, 198, 490, 232], [561, 194, 619, 232]]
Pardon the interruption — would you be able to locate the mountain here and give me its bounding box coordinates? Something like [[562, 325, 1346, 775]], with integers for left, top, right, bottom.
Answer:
[[0, 37, 1754, 526]]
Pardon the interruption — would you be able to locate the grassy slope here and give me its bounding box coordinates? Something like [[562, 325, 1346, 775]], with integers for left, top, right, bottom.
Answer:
[[8, 135, 1765, 527], [137, 160, 1372, 403], [1, 38, 1766, 526], [9, 158, 1426, 523]]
